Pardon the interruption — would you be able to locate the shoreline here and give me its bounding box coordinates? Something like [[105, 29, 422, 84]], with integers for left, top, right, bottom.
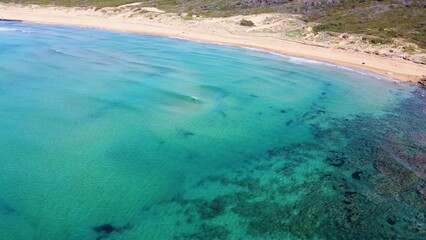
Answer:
[[1, 3, 425, 82]]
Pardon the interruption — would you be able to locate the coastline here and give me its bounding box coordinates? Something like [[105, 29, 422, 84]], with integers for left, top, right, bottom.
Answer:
[[1, 3, 425, 82]]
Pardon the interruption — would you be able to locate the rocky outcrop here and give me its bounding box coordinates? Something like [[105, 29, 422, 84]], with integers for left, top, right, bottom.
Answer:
[[418, 75, 426, 88]]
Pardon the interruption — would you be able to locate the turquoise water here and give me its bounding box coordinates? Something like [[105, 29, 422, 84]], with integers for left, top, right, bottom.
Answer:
[[0, 21, 425, 239]]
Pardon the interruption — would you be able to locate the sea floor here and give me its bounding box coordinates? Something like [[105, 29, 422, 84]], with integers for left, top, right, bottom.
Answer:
[[0, 21, 425, 239]]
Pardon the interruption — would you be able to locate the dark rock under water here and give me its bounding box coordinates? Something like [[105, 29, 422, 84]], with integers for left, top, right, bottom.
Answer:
[[0, 199, 15, 215], [156, 89, 426, 239]]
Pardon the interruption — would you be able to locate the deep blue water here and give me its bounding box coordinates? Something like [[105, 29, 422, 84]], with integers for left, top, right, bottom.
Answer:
[[0, 21, 425, 239]]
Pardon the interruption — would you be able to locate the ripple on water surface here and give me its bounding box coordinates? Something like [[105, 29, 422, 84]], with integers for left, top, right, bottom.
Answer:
[[0, 21, 425, 239]]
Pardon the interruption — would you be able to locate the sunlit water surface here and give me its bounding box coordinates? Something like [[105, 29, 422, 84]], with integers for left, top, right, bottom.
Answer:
[[0, 21, 425, 239]]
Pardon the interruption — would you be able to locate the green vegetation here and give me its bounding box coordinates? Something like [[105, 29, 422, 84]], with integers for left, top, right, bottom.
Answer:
[[307, 0, 426, 49], [240, 19, 255, 27]]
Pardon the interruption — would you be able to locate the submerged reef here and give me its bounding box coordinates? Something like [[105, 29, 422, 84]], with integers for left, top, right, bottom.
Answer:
[[160, 88, 426, 239], [92, 223, 132, 240], [0, 199, 15, 215]]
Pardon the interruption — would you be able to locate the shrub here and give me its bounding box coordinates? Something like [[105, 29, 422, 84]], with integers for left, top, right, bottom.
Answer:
[[240, 19, 255, 27]]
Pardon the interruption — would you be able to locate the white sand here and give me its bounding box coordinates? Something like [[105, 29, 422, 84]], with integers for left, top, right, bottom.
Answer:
[[1, 3, 425, 82]]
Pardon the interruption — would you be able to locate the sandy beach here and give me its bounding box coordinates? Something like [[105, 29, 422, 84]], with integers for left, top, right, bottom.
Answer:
[[1, 3, 425, 82]]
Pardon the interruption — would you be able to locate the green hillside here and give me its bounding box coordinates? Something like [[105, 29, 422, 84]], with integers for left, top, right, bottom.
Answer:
[[307, 1, 426, 49]]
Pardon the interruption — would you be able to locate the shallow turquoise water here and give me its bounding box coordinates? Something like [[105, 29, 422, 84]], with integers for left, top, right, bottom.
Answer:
[[0, 21, 425, 239]]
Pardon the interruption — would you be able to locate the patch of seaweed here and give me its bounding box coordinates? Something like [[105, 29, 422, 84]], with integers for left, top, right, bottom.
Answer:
[[134, 88, 426, 239], [92, 223, 132, 240], [0, 198, 15, 215], [174, 224, 231, 240]]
